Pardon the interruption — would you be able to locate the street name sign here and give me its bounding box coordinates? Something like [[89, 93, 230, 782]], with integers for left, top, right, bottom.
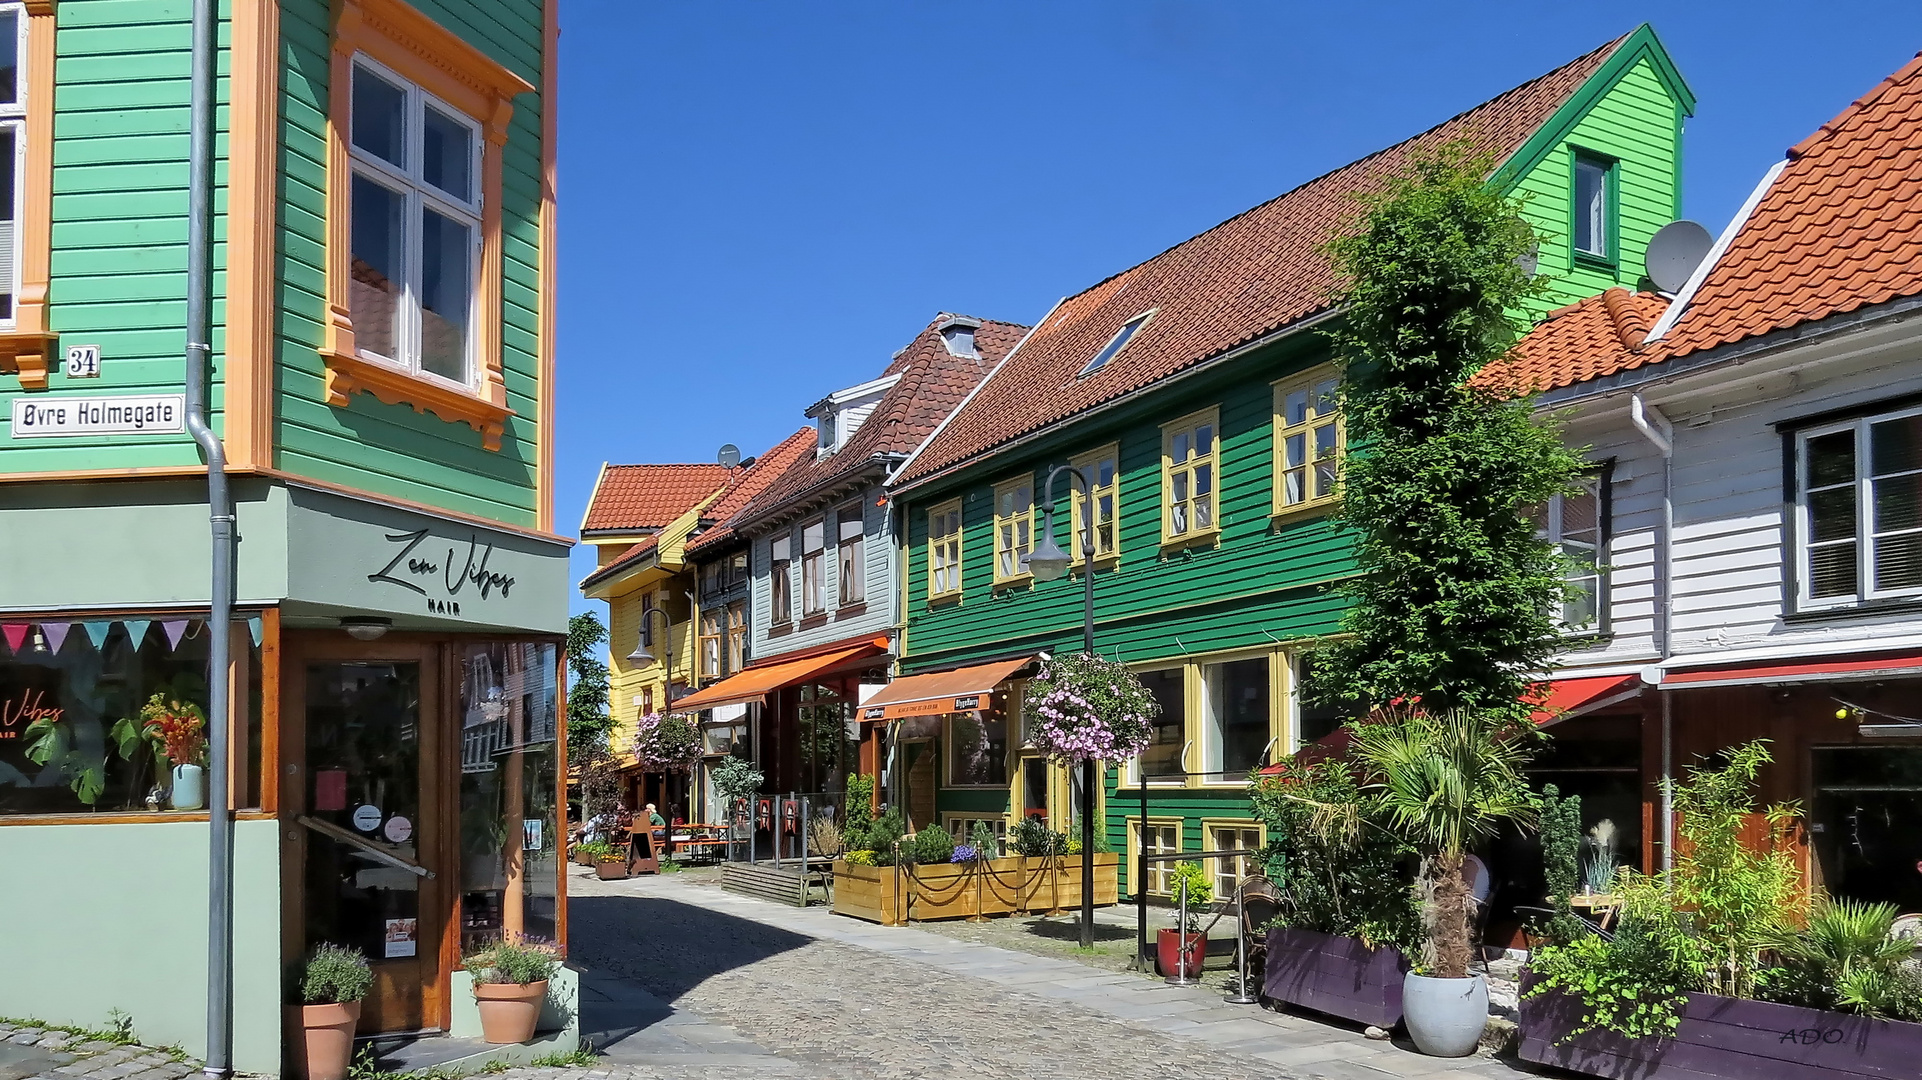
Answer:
[[9, 394, 187, 438]]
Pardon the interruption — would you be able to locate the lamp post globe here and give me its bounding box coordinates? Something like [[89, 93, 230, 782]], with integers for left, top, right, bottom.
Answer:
[[1021, 534, 1072, 582]]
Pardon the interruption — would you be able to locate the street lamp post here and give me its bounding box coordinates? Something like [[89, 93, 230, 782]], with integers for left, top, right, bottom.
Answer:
[[1020, 463, 1099, 949], [627, 606, 676, 701]]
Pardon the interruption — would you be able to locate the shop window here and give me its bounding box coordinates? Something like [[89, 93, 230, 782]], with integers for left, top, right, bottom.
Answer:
[[1208, 824, 1264, 899], [928, 499, 963, 600], [1201, 656, 1271, 781], [725, 601, 747, 673], [1273, 368, 1343, 514], [702, 720, 747, 757], [1533, 469, 1609, 631], [1797, 406, 1922, 608], [0, 616, 264, 816], [993, 475, 1035, 583], [837, 504, 865, 607], [1291, 654, 1355, 753], [1132, 667, 1186, 784], [1133, 819, 1180, 896], [457, 642, 561, 951], [1070, 445, 1119, 565], [1161, 408, 1219, 544], [946, 710, 1008, 787], [698, 609, 722, 679], [770, 532, 793, 625], [801, 518, 826, 616], [1812, 746, 1922, 913]]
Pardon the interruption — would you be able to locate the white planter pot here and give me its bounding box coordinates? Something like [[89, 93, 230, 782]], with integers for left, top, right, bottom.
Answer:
[[1402, 972, 1487, 1057], [171, 764, 205, 811]]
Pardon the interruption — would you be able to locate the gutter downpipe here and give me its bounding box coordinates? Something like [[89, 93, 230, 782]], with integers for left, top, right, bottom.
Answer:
[[186, 0, 234, 1074], [1630, 393, 1675, 874]]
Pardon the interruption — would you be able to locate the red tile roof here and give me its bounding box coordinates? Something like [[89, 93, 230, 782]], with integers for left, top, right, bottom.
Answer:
[[735, 314, 1028, 522], [895, 34, 1629, 486], [686, 426, 821, 555], [580, 464, 730, 534], [1653, 52, 1922, 361], [1477, 287, 1669, 394]]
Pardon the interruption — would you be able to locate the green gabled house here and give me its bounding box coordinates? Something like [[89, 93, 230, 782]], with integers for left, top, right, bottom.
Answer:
[[878, 27, 1693, 902]]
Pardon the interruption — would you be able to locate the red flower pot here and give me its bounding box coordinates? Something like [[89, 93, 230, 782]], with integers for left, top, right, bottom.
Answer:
[[1156, 928, 1205, 978]]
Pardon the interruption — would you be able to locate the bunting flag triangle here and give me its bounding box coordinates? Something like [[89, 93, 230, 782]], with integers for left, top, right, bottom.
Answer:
[[40, 622, 70, 654], [248, 616, 263, 647], [122, 619, 152, 650], [83, 621, 113, 651], [1, 623, 26, 654], [161, 620, 190, 650]]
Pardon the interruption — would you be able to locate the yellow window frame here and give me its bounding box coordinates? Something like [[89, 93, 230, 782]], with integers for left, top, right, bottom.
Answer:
[[1273, 365, 1345, 516], [927, 498, 964, 601], [1160, 407, 1221, 546], [1199, 817, 1267, 898], [991, 474, 1036, 585], [1069, 444, 1121, 567], [1127, 816, 1184, 897]]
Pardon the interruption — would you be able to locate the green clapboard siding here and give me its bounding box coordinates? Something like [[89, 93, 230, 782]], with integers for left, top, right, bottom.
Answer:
[[275, 0, 546, 527], [0, 0, 233, 468]]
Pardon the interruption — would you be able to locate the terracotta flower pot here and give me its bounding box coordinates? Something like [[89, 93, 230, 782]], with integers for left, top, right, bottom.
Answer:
[[1156, 928, 1205, 978], [294, 1000, 360, 1080], [594, 860, 628, 880], [572, 845, 592, 866], [474, 979, 548, 1044]]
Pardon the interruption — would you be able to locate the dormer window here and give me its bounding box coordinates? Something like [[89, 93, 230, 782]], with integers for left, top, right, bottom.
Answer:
[[939, 315, 982, 359], [1080, 310, 1154, 376], [806, 372, 902, 458], [818, 411, 837, 453]]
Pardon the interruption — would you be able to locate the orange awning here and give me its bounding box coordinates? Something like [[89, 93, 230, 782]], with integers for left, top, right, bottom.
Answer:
[[672, 637, 890, 712], [1659, 649, 1922, 690], [858, 656, 1037, 721], [1528, 674, 1643, 725]]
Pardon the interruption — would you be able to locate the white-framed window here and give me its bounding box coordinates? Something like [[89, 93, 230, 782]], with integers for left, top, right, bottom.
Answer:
[[1070, 445, 1119, 564], [1162, 408, 1219, 542], [698, 608, 722, 679], [1573, 152, 1613, 261], [770, 532, 793, 625], [1274, 368, 1343, 513], [0, 4, 27, 326], [725, 601, 747, 671], [993, 475, 1035, 583], [1798, 406, 1922, 607], [1132, 819, 1181, 896], [1207, 824, 1264, 899], [928, 500, 963, 600], [1199, 655, 1271, 782], [801, 518, 826, 615], [1534, 471, 1608, 630], [348, 54, 484, 388], [837, 504, 865, 607]]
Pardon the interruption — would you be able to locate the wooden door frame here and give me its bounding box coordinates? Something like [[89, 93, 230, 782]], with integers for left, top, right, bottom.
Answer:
[[279, 631, 459, 1035]]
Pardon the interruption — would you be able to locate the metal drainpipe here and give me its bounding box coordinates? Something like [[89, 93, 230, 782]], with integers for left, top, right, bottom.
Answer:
[[1630, 393, 1675, 873], [185, 0, 233, 1073]]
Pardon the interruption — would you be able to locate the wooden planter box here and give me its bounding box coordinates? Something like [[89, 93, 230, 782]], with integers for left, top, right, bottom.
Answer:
[[1520, 985, 1922, 1079], [1262, 927, 1409, 1029], [832, 854, 1120, 926]]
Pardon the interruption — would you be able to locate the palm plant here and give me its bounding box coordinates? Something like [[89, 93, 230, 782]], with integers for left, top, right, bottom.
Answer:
[[1766, 898, 1922, 1021], [1348, 708, 1539, 979]]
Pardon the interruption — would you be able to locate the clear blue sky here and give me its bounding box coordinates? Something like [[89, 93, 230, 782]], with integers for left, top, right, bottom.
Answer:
[[556, 1, 1922, 606]]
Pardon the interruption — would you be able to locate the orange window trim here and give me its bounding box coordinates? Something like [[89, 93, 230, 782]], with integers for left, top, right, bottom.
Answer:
[[222, 0, 279, 468], [0, 1, 58, 390], [322, 0, 535, 452], [536, 0, 558, 529]]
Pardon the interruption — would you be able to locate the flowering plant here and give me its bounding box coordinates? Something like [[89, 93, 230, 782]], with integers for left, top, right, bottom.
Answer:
[[633, 712, 702, 773], [951, 844, 979, 864], [1022, 653, 1156, 764], [139, 693, 207, 768]]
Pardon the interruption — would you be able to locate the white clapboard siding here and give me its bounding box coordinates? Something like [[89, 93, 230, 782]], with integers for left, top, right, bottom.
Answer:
[[747, 480, 896, 662], [1554, 415, 1663, 669]]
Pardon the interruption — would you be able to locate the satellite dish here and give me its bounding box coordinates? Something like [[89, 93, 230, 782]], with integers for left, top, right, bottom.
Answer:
[[716, 443, 741, 469], [1645, 220, 1713, 294]]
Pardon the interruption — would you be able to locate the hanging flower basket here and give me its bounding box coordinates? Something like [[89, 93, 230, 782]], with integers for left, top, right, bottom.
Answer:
[[1022, 653, 1156, 764], [633, 712, 702, 773]]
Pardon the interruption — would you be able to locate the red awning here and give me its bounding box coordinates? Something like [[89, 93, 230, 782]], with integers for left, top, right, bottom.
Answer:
[[1528, 674, 1643, 725], [1661, 649, 1922, 690], [857, 656, 1036, 721], [671, 637, 890, 712]]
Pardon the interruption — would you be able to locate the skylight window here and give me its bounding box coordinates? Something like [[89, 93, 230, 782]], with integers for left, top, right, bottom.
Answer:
[[1079, 311, 1153, 376]]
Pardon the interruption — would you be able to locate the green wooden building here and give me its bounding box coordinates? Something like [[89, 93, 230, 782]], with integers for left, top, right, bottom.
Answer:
[[0, 0, 567, 1069], [880, 26, 1694, 901]]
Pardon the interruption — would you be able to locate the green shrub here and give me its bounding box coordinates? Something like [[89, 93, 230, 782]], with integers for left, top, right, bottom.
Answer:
[[298, 943, 373, 1005], [1763, 898, 1922, 1021], [844, 774, 875, 835], [1063, 819, 1111, 855], [1536, 785, 1588, 946], [1168, 861, 1214, 931], [844, 849, 876, 866], [970, 821, 1001, 860], [910, 824, 955, 865], [1010, 816, 1063, 856], [464, 940, 559, 986], [863, 809, 906, 866]]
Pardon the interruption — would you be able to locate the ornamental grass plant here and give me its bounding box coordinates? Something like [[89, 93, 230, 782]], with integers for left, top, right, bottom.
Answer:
[[464, 940, 559, 986], [298, 944, 373, 1005]]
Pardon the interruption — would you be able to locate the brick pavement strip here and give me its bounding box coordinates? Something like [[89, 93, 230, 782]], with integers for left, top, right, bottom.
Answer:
[[0, 1024, 197, 1080], [564, 870, 1544, 1080]]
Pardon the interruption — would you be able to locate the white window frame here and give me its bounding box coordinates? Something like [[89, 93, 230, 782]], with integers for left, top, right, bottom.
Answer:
[[837, 504, 865, 607], [1537, 470, 1609, 632], [928, 499, 963, 600], [1796, 405, 1922, 609], [347, 52, 485, 391], [0, 4, 27, 330], [800, 517, 826, 616], [769, 532, 793, 625]]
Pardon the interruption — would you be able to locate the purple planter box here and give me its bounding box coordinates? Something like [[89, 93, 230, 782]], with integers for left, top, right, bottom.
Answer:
[[1262, 927, 1410, 1029], [1520, 985, 1922, 1080]]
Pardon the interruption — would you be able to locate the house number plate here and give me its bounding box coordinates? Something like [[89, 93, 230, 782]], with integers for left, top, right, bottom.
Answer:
[[64, 344, 101, 378]]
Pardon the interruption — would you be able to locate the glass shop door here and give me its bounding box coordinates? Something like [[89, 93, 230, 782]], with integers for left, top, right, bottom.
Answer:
[[295, 646, 446, 1034]]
